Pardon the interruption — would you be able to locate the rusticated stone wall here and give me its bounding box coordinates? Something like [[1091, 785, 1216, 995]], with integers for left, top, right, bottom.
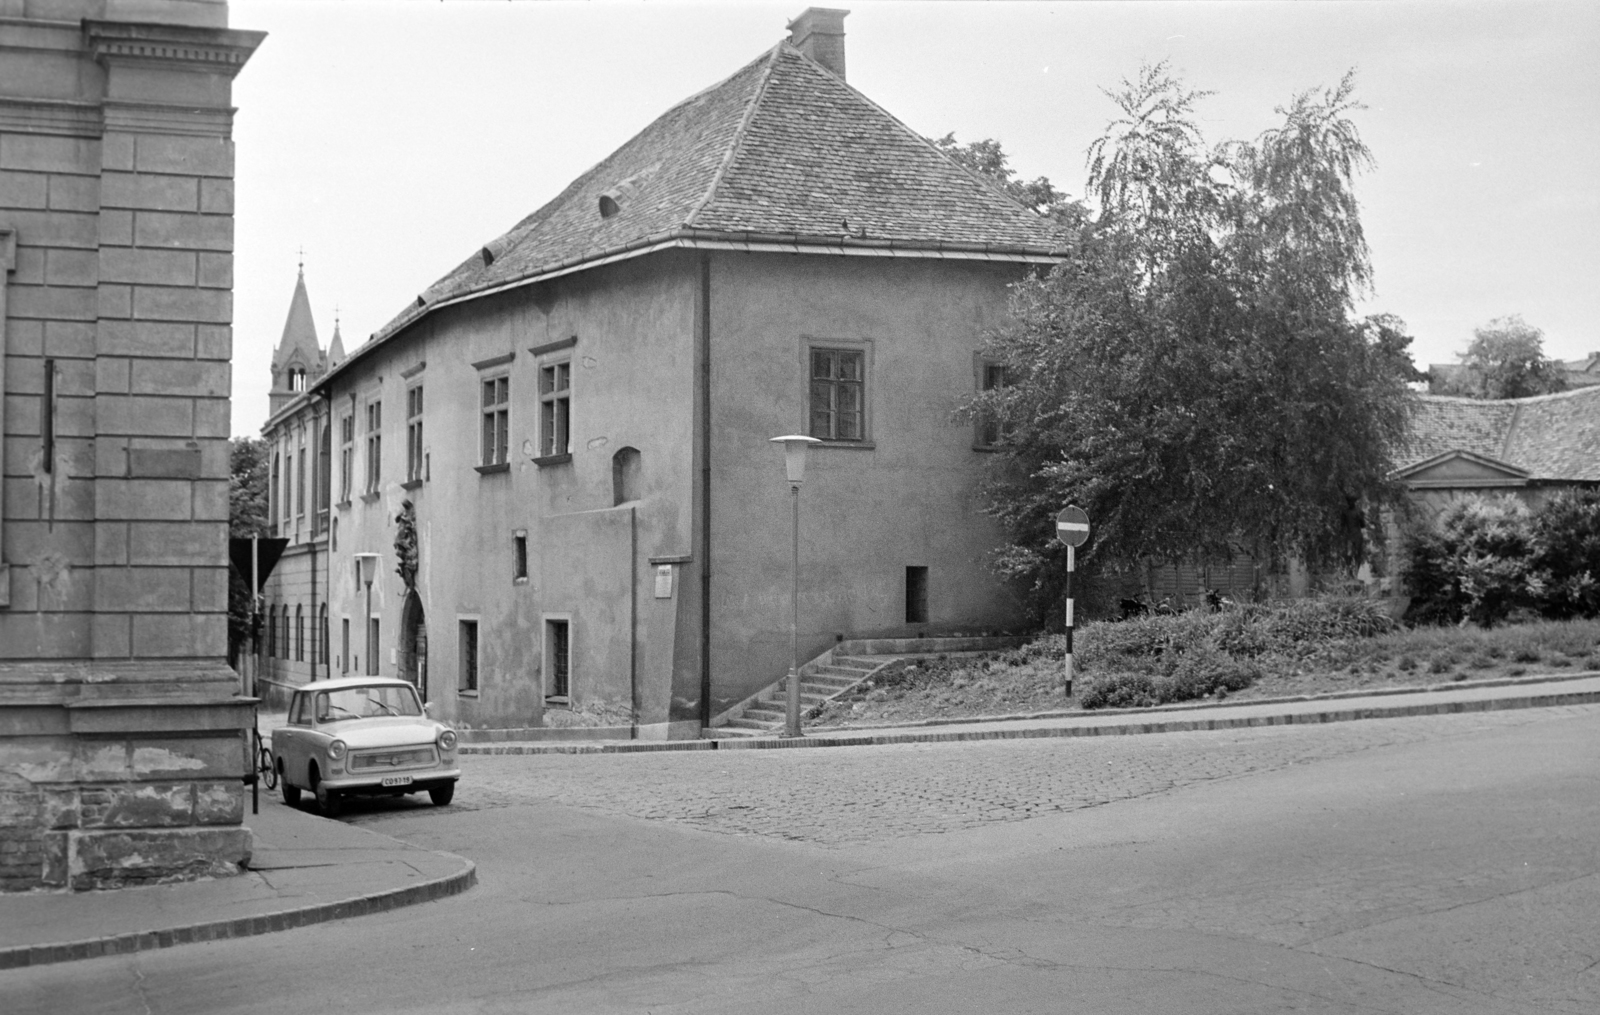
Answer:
[[0, 1, 263, 891]]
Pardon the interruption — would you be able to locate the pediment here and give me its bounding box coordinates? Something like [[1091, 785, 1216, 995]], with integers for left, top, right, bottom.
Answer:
[[1393, 450, 1529, 488]]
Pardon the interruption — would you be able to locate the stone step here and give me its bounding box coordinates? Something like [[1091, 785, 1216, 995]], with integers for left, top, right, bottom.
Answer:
[[722, 716, 772, 730]]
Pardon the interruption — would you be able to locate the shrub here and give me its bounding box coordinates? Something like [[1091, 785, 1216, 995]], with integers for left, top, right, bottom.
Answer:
[[1529, 490, 1600, 619], [1079, 672, 1159, 709], [1403, 496, 1536, 626]]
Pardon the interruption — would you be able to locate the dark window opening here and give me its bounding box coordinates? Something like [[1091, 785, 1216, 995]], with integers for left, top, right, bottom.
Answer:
[[906, 566, 929, 624], [547, 619, 570, 700], [612, 446, 641, 505], [367, 617, 380, 675], [513, 533, 528, 581], [460, 620, 479, 691]]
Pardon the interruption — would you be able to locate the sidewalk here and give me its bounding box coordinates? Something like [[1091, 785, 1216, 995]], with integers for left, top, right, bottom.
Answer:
[[0, 794, 475, 971]]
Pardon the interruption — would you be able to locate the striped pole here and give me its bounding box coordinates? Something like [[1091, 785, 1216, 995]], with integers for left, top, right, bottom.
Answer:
[[1064, 543, 1075, 697]]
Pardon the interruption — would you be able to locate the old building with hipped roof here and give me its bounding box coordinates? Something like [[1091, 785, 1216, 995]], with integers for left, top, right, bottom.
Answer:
[[268, 8, 1069, 738]]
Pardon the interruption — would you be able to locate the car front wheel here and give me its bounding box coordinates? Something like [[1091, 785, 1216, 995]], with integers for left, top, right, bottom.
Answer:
[[310, 765, 341, 817], [428, 782, 455, 807]]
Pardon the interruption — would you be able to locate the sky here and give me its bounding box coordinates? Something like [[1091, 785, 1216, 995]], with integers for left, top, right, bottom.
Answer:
[[229, 0, 1600, 436]]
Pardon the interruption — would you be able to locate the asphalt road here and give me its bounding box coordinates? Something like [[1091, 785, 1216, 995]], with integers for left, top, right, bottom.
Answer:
[[6, 705, 1598, 1014]]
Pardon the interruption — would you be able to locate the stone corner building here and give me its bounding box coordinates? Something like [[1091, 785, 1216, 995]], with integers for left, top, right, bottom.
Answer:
[[0, 1, 262, 891]]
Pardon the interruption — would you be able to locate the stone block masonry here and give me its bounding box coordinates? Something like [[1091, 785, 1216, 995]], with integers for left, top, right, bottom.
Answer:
[[0, 5, 264, 892]]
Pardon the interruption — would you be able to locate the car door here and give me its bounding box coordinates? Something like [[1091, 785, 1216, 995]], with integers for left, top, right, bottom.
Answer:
[[279, 692, 309, 788]]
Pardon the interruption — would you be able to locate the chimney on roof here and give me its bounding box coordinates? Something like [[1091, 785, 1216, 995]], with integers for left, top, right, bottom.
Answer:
[[788, 8, 849, 81]]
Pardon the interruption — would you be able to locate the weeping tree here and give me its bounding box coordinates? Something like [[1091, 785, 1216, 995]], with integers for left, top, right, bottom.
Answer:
[[969, 64, 1418, 618]]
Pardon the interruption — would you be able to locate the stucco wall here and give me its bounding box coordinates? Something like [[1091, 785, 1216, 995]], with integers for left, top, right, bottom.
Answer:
[[704, 253, 1027, 713], [323, 253, 700, 730]]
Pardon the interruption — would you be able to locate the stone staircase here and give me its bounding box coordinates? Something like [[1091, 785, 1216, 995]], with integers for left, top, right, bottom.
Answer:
[[707, 635, 1028, 738]]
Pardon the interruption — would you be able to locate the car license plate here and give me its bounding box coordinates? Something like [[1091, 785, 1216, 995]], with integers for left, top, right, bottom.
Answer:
[[381, 775, 413, 787]]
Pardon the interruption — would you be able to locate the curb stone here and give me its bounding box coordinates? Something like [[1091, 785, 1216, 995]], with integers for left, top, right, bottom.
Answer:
[[0, 855, 477, 971]]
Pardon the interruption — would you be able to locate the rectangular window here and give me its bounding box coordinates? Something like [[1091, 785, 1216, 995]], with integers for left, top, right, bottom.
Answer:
[[341, 617, 349, 673], [339, 413, 354, 502], [317, 419, 331, 532], [906, 566, 929, 624], [975, 360, 1011, 449], [809, 347, 865, 441], [367, 617, 379, 675], [546, 618, 570, 700], [269, 453, 281, 535], [513, 532, 528, 582], [459, 620, 479, 692], [365, 400, 382, 493], [295, 605, 304, 661], [539, 362, 571, 458], [406, 384, 425, 482], [481, 376, 509, 466], [296, 445, 306, 518]]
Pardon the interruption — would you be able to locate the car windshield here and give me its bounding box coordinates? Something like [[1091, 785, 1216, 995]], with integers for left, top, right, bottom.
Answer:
[[314, 685, 422, 722]]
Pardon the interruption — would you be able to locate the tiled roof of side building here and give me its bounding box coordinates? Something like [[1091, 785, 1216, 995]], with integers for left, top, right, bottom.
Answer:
[[361, 41, 1069, 353], [1398, 387, 1600, 482], [1501, 386, 1600, 481]]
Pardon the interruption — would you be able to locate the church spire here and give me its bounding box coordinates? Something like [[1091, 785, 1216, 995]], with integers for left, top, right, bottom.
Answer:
[[269, 261, 327, 415]]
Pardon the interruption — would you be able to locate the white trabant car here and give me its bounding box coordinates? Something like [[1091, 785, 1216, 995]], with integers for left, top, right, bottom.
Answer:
[[273, 677, 460, 816]]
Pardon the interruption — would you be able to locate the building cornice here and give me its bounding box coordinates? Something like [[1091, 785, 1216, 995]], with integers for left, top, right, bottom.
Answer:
[[83, 19, 264, 76]]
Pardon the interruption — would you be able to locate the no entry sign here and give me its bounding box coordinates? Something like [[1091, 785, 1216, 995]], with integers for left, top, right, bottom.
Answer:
[[1055, 505, 1090, 547]]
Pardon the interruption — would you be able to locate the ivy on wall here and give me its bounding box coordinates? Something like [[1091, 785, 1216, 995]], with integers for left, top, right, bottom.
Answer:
[[395, 499, 418, 592]]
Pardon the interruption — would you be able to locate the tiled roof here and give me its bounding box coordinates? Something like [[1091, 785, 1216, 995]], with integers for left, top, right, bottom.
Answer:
[[1398, 387, 1600, 482], [360, 41, 1068, 351]]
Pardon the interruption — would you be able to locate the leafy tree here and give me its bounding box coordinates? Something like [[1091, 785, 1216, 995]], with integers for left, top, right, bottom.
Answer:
[[228, 437, 269, 663], [931, 133, 1088, 228], [1434, 315, 1566, 399], [968, 63, 1418, 618]]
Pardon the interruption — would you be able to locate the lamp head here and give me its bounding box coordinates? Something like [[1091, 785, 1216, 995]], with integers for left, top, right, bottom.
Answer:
[[768, 434, 822, 484], [354, 552, 380, 586]]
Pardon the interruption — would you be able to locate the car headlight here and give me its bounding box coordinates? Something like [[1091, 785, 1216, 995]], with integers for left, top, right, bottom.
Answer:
[[437, 728, 457, 751], [327, 739, 347, 760]]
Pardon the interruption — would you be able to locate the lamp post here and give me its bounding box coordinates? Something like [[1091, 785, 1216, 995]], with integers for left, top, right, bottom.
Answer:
[[769, 435, 821, 738], [354, 553, 380, 676]]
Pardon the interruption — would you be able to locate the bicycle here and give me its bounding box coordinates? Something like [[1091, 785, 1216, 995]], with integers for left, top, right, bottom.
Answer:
[[254, 726, 278, 790]]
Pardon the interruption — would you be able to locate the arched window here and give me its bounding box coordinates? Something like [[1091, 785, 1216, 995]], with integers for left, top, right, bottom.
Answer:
[[295, 604, 304, 662], [319, 604, 330, 664], [281, 609, 290, 661], [266, 605, 277, 658], [612, 446, 641, 505], [289, 366, 307, 392]]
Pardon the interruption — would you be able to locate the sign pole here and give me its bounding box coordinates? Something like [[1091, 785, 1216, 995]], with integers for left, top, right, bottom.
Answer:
[[1064, 543, 1074, 697], [1054, 504, 1089, 700]]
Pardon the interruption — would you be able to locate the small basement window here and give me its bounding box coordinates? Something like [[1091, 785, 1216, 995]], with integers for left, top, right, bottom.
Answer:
[[906, 566, 929, 624]]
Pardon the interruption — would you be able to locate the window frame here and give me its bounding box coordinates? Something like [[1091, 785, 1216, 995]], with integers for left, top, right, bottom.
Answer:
[[405, 382, 426, 485], [458, 617, 480, 694], [537, 359, 572, 463], [338, 409, 354, 505], [512, 530, 529, 584], [803, 339, 874, 446], [973, 355, 1012, 451], [479, 372, 510, 470], [363, 397, 382, 496], [543, 615, 573, 704]]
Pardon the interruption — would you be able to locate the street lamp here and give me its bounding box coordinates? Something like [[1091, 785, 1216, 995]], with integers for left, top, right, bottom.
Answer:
[[354, 553, 380, 676], [768, 434, 821, 737]]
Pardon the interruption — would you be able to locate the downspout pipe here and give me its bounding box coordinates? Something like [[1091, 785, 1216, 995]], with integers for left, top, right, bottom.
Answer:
[[699, 253, 713, 729]]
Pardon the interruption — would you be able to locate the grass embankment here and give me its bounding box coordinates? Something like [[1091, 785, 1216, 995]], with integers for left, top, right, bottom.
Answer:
[[807, 601, 1600, 729]]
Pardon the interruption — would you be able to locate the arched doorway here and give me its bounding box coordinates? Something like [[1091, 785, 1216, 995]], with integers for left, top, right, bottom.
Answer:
[[399, 590, 428, 702]]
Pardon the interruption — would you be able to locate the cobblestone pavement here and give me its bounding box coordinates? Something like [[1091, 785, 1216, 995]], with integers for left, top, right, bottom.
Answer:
[[352, 705, 1600, 847]]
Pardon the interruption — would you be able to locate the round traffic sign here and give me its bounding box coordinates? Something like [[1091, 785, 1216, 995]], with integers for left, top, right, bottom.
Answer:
[[1055, 505, 1090, 547]]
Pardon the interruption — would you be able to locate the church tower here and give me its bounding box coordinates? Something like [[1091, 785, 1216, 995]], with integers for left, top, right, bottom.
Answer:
[[269, 264, 328, 416]]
